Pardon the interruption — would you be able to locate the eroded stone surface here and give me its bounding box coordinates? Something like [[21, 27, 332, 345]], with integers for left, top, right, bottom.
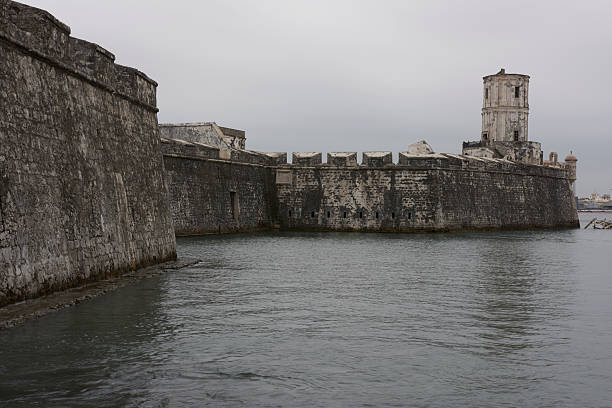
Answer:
[[275, 156, 578, 232]]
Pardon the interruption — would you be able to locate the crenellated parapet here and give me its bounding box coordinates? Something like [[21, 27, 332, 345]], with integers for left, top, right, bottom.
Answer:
[[265, 151, 571, 179], [160, 137, 282, 166], [164, 135, 574, 180], [362, 152, 393, 167], [399, 152, 449, 169], [293, 152, 322, 166], [264, 152, 288, 165], [327, 152, 358, 167], [0, 0, 158, 111], [156, 144, 570, 180]]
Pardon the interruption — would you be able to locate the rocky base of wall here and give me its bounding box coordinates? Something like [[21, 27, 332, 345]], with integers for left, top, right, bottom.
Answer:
[[277, 222, 580, 233]]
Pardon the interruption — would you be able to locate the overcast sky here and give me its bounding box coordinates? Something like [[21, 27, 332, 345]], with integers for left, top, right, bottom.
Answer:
[[26, 0, 611, 196]]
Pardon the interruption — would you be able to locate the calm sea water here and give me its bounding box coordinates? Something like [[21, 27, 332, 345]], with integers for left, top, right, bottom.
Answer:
[[1, 213, 611, 407]]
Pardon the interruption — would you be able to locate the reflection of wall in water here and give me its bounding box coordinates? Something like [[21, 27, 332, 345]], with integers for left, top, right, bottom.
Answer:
[[468, 232, 576, 354]]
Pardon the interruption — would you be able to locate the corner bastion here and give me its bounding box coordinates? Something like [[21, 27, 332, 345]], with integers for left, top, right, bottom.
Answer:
[[0, 1, 176, 306]]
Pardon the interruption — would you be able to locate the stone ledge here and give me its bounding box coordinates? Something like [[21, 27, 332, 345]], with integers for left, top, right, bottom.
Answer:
[[0, 258, 200, 330]]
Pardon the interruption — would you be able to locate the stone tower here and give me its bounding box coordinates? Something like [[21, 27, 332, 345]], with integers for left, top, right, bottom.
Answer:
[[481, 68, 530, 142]]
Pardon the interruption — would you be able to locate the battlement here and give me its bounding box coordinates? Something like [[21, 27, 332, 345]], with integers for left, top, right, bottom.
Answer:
[[160, 139, 572, 180], [0, 0, 157, 111], [160, 137, 279, 166], [280, 152, 569, 178], [398, 153, 450, 168], [264, 152, 288, 165], [362, 152, 393, 167], [327, 152, 358, 166], [293, 152, 322, 166]]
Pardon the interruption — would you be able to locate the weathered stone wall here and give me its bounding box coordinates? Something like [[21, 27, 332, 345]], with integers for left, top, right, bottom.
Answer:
[[275, 154, 579, 231], [164, 140, 578, 235], [161, 138, 278, 235], [0, 1, 176, 306]]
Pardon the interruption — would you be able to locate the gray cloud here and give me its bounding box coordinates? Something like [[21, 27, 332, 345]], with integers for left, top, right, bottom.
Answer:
[[25, 0, 612, 196]]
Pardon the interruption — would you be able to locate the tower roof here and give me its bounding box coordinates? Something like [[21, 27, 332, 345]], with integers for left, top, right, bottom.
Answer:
[[483, 68, 530, 80]]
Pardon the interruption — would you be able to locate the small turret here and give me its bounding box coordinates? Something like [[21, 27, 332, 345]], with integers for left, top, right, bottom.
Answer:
[[564, 151, 578, 195]]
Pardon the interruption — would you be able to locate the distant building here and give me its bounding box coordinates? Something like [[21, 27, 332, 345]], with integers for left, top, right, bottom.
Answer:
[[576, 192, 612, 211]]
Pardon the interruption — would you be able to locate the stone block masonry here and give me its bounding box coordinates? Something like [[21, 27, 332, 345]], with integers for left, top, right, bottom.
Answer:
[[0, 1, 176, 306], [276, 154, 579, 232], [161, 138, 278, 235]]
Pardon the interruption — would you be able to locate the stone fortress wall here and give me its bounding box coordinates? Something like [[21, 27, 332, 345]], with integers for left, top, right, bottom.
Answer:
[[160, 138, 279, 235], [274, 150, 577, 231], [160, 139, 578, 233], [0, 1, 176, 306]]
